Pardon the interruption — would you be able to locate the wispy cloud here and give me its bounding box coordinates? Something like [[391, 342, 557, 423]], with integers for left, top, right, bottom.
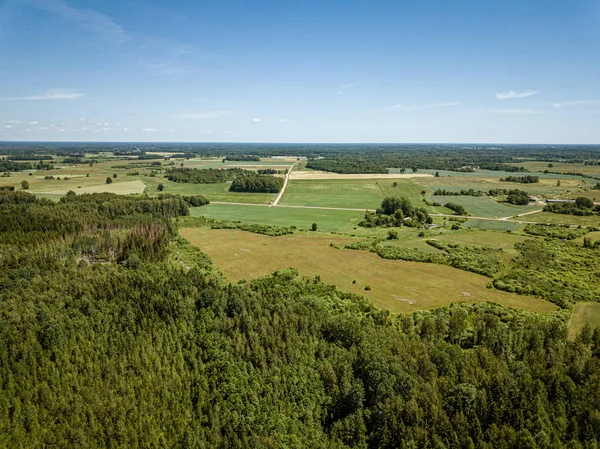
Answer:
[[482, 108, 548, 115], [142, 128, 159, 132], [252, 118, 261, 123], [338, 82, 359, 94], [175, 111, 228, 119], [278, 118, 289, 123], [23, 0, 128, 43], [495, 90, 540, 100], [370, 102, 459, 112], [2, 89, 85, 100], [138, 60, 189, 76], [553, 100, 600, 108]]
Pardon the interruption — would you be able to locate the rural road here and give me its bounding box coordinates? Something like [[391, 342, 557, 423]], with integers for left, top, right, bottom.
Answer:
[[271, 159, 302, 206]]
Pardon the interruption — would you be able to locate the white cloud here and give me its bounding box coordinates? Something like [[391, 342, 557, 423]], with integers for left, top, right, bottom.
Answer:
[[4, 125, 14, 129], [138, 60, 189, 76], [482, 109, 548, 115], [252, 118, 261, 122], [3, 89, 85, 100], [142, 128, 159, 132], [337, 82, 359, 94], [23, 0, 128, 43], [553, 100, 600, 108], [278, 118, 289, 122], [29, 121, 38, 125], [495, 90, 540, 100], [175, 111, 228, 119], [2, 120, 21, 124], [370, 102, 459, 112]]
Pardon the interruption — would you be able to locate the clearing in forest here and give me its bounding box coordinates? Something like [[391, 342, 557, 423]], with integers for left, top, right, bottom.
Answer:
[[181, 227, 558, 314], [568, 302, 600, 340]]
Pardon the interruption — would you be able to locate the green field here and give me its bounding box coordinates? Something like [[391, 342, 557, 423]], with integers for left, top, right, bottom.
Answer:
[[518, 161, 600, 176], [281, 178, 429, 210], [462, 219, 526, 232], [142, 176, 277, 204], [426, 195, 535, 218], [191, 203, 364, 232], [181, 227, 558, 314], [524, 211, 600, 227], [568, 302, 600, 340]]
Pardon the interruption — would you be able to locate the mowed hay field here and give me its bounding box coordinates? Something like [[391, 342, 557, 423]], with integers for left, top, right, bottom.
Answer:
[[568, 302, 600, 340], [281, 179, 428, 210], [180, 227, 558, 314], [190, 203, 364, 232]]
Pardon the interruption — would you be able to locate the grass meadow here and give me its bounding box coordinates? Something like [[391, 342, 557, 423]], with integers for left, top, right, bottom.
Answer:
[[190, 203, 365, 232], [180, 227, 558, 314], [568, 302, 600, 340]]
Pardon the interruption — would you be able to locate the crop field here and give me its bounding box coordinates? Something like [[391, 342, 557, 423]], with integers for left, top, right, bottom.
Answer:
[[281, 178, 429, 210], [568, 302, 600, 340], [181, 227, 558, 314], [190, 203, 364, 232]]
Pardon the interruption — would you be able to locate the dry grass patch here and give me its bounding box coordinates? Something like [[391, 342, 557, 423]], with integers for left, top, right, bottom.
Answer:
[[180, 227, 558, 314]]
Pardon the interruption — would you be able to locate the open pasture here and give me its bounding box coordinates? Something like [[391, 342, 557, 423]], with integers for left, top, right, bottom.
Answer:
[[190, 203, 364, 232], [281, 178, 428, 210], [181, 227, 558, 314], [518, 161, 600, 176], [426, 195, 535, 218], [462, 219, 526, 232], [142, 176, 276, 204], [524, 211, 600, 227], [417, 173, 584, 196], [37, 180, 147, 195], [568, 302, 600, 340]]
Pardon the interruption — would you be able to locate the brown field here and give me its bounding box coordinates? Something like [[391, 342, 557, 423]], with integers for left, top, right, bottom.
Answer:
[[180, 227, 558, 314]]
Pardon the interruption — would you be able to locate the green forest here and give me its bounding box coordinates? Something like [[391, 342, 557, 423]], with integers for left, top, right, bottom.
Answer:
[[1, 190, 599, 448]]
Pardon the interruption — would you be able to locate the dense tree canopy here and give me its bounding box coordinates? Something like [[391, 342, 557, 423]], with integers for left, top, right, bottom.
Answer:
[[0, 190, 599, 448]]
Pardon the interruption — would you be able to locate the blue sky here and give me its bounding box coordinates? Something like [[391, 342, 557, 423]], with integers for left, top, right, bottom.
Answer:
[[1, 0, 599, 143]]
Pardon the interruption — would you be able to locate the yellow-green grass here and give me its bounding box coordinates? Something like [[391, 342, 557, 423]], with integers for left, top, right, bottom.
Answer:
[[417, 174, 585, 196], [180, 227, 558, 314], [560, 189, 600, 201], [426, 195, 535, 218], [524, 212, 600, 227], [518, 161, 600, 176], [568, 302, 600, 340], [142, 176, 276, 204], [190, 203, 364, 232], [37, 180, 147, 195], [180, 157, 296, 170], [281, 179, 429, 210], [462, 219, 525, 232], [432, 228, 528, 249]]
